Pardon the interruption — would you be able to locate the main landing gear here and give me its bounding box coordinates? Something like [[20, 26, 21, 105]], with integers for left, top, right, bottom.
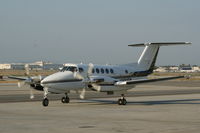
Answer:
[[118, 94, 127, 105], [61, 93, 70, 103]]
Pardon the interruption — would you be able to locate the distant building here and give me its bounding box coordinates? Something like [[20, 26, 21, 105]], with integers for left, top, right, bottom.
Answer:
[[193, 66, 200, 72], [154, 65, 200, 73], [29, 64, 43, 70], [0, 61, 63, 70], [154, 67, 168, 72], [11, 64, 25, 70], [0, 63, 24, 70], [43, 64, 63, 70], [0, 64, 12, 69], [30, 61, 63, 70], [169, 66, 179, 72], [179, 66, 194, 73]]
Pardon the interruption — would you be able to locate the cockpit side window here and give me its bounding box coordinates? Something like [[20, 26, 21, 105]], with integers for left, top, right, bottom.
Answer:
[[78, 67, 84, 73], [68, 67, 77, 72], [61, 66, 78, 72], [60, 67, 67, 72]]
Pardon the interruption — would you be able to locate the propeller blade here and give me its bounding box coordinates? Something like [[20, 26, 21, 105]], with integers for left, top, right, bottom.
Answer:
[[78, 63, 94, 99], [91, 84, 101, 92], [74, 72, 84, 80], [25, 64, 30, 76], [79, 88, 86, 99], [30, 89, 35, 99], [17, 82, 24, 88], [39, 75, 43, 81], [88, 63, 94, 76]]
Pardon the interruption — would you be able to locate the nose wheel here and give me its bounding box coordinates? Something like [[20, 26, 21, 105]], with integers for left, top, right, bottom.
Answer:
[[118, 94, 127, 105], [61, 93, 70, 103], [42, 87, 49, 107], [43, 98, 49, 106]]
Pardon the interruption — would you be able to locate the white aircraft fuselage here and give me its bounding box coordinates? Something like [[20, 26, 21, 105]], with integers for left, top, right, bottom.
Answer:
[[41, 63, 147, 93], [39, 42, 191, 106], [41, 43, 160, 93]]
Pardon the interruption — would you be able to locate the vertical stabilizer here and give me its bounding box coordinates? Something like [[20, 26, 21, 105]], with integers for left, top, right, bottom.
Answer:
[[137, 45, 159, 71], [128, 42, 191, 73]]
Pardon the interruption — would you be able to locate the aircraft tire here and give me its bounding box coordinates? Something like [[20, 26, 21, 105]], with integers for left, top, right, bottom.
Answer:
[[118, 99, 123, 105], [43, 98, 49, 107], [122, 99, 127, 105], [61, 97, 70, 103], [61, 97, 66, 103], [65, 97, 70, 103]]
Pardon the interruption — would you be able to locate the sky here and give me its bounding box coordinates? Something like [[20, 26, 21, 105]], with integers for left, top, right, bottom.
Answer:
[[0, 0, 199, 66]]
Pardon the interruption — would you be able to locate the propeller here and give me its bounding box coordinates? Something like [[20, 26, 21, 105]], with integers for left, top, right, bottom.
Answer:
[[17, 64, 31, 88], [17, 79, 35, 99], [17, 64, 38, 99], [73, 63, 94, 99]]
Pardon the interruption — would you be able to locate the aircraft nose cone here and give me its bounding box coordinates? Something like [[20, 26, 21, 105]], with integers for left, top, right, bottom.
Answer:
[[41, 71, 74, 85], [40, 78, 51, 86], [40, 77, 49, 85]]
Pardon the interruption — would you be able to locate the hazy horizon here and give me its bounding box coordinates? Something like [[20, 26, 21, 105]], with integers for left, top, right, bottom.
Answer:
[[0, 0, 199, 66]]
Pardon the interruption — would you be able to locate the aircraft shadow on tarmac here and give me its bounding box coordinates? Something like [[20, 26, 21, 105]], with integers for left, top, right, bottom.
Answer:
[[81, 99, 200, 105]]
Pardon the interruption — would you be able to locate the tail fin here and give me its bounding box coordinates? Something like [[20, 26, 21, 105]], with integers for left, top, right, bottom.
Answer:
[[128, 42, 191, 73]]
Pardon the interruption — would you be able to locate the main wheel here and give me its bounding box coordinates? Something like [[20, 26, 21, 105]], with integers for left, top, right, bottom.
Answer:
[[61, 97, 66, 103], [118, 99, 123, 105], [122, 99, 127, 105], [43, 98, 49, 107], [65, 97, 70, 103], [61, 97, 70, 103]]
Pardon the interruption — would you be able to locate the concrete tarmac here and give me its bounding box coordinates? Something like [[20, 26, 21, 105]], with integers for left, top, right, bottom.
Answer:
[[0, 81, 200, 133]]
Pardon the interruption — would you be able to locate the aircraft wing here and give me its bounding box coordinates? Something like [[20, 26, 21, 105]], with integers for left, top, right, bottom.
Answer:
[[8, 75, 45, 82], [8, 76, 28, 80], [115, 76, 184, 86]]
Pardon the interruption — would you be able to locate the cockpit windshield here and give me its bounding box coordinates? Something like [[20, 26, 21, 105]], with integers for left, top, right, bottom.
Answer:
[[60, 66, 78, 72]]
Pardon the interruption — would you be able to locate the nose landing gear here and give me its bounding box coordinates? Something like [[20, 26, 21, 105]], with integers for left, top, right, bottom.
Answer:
[[43, 98, 49, 106], [118, 94, 127, 105], [42, 87, 49, 107]]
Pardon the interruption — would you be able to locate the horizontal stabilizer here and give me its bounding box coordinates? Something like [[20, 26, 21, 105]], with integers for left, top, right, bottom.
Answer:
[[128, 42, 191, 47]]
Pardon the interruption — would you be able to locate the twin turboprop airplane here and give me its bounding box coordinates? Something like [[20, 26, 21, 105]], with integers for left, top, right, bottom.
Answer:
[[39, 42, 191, 106], [9, 42, 191, 106]]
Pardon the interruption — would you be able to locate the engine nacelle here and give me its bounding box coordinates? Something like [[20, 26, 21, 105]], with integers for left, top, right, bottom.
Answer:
[[88, 76, 134, 92], [90, 76, 118, 84], [30, 84, 43, 91]]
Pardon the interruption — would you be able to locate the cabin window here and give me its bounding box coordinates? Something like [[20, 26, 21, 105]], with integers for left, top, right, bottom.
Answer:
[[79, 67, 84, 73], [105, 68, 109, 74], [110, 69, 114, 74], [125, 70, 128, 74], [101, 68, 104, 73], [96, 68, 100, 73]]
